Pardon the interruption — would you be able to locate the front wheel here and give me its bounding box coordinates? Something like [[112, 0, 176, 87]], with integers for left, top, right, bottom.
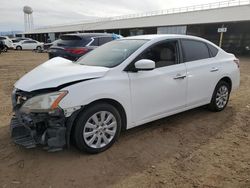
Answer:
[[16, 46, 22, 50], [74, 103, 122, 154], [208, 81, 230, 112], [36, 46, 42, 51]]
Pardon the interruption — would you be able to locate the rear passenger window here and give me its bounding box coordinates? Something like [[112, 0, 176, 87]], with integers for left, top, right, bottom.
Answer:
[[98, 37, 113, 46], [181, 40, 210, 62], [207, 43, 219, 57]]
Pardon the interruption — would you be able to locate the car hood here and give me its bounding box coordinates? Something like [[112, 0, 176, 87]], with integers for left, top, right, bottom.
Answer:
[[15, 57, 110, 92]]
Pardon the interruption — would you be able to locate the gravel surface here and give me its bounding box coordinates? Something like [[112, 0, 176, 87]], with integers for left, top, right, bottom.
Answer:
[[0, 51, 249, 188]]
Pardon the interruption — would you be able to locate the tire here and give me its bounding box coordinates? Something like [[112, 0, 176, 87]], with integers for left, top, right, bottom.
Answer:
[[208, 81, 230, 112], [16, 46, 22, 50], [36, 46, 42, 51], [74, 102, 122, 154]]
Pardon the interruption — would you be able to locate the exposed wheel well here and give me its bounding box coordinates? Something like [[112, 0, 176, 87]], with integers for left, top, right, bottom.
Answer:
[[219, 77, 232, 92]]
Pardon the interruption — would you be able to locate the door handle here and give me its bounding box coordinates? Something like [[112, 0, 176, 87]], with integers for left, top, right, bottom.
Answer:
[[210, 67, 219, 72], [174, 73, 186, 80]]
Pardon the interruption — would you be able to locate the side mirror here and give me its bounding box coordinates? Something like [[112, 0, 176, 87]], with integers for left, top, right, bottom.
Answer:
[[134, 59, 155, 71]]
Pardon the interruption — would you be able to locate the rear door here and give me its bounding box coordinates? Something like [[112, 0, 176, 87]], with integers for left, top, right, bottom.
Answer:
[[181, 39, 221, 107]]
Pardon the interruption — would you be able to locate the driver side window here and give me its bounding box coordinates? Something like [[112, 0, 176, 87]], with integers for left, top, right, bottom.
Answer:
[[137, 40, 179, 68]]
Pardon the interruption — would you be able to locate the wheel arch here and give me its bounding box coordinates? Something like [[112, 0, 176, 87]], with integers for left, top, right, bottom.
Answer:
[[86, 98, 127, 131], [67, 98, 127, 147], [16, 45, 22, 50], [209, 76, 232, 103], [219, 76, 232, 92]]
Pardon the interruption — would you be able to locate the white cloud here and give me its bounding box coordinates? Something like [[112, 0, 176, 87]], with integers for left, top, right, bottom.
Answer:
[[0, 0, 220, 32]]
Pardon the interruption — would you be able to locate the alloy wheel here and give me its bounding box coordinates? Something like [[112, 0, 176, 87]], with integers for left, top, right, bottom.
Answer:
[[83, 111, 117, 149], [215, 85, 229, 109]]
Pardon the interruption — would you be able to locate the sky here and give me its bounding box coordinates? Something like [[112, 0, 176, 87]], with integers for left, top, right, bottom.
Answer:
[[0, 0, 221, 32]]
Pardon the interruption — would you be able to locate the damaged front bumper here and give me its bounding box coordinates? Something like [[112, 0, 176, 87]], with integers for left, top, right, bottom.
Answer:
[[10, 109, 67, 152], [10, 89, 71, 152]]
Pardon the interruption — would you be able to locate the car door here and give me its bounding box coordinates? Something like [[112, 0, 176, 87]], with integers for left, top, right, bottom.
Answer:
[[180, 39, 221, 107], [128, 40, 187, 125], [21, 41, 30, 49], [29, 41, 37, 49]]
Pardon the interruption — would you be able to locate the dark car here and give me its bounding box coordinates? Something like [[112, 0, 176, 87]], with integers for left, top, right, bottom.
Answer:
[[0, 40, 5, 54], [48, 33, 121, 61], [43, 40, 59, 52], [0, 40, 6, 53]]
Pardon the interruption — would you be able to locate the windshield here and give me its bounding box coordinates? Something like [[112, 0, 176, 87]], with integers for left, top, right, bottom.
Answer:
[[76, 39, 148, 68]]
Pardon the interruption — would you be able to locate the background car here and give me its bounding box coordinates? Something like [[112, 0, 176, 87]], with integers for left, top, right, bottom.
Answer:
[[43, 39, 59, 52], [0, 40, 5, 53], [48, 33, 122, 61], [0, 36, 14, 49], [13, 40, 44, 50]]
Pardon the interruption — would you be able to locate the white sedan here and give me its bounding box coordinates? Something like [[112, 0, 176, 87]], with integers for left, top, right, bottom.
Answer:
[[13, 40, 44, 50], [10, 34, 240, 153]]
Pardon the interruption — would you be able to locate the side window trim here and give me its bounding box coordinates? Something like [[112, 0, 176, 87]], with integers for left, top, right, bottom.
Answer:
[[205, 43, 213, 58], [207, 43, 219, 57]]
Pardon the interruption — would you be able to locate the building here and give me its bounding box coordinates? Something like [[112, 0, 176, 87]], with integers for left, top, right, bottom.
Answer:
[[21, 0, 250, 55]]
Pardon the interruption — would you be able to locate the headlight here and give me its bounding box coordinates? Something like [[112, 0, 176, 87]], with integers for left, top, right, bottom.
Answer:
[[20, 91, 68, 113]]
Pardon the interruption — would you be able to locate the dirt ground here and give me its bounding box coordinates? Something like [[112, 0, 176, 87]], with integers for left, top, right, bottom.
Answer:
[[0, 51, 249, 188]]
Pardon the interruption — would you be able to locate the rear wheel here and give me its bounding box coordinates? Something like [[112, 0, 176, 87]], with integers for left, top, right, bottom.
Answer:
[[16, 46, 22, 50], [74, 103, 122, 154], [208, 81, 230, 112]]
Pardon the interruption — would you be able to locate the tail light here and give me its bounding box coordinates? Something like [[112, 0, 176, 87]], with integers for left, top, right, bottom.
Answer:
[[65, 47, 89, 55], [233, 58, 240, 68]]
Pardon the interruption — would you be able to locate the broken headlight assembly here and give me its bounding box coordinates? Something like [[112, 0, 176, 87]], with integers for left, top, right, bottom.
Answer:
[[20, 91, 68, 114]]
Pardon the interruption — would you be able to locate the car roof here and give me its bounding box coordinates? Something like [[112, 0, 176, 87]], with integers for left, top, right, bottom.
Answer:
[[126, 34, 206, 41], [125, 34, 219, 48], [22, 39, 36, 42], [62, 33, 114, 38]]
